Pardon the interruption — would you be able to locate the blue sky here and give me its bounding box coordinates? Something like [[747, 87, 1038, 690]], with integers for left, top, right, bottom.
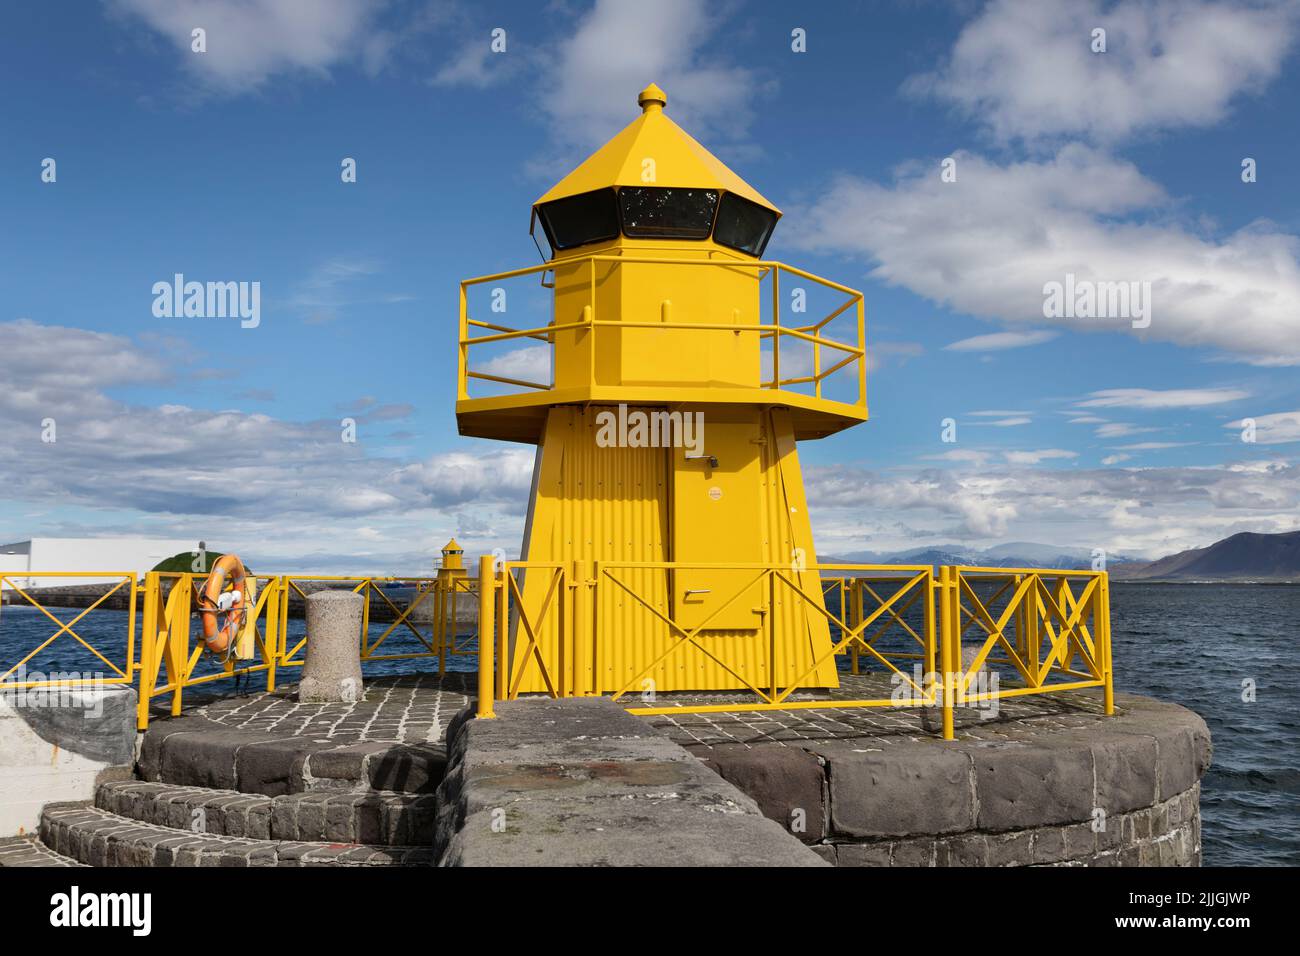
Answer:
[[1, 0, 1298, 571]]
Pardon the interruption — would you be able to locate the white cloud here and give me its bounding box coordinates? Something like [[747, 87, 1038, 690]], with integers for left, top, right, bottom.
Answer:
[[288, 257, 409, 325], [907, 0, 1298, 144], [1078, 387, 1251, 409], [866, 341, 924, 374], [1113, 441, 1197, 450], [1226, 410, 1300, 443], [927, 449, 994, 466], [1004, 448, 1078, 465], [479, 345, 551, 386], [945, 330, 1058, 351], [111, 0, 389, 94], [1095, 423, 1157, 439], [789, 146, 1300, 364], [0, 320, 535, 569], [1101, 454, 1132, 466], [542, 0, 763, 152], [805, 458, 1300, 558]]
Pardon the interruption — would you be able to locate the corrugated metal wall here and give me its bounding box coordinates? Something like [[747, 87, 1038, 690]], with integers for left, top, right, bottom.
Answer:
[[510, 404, 838, 694]]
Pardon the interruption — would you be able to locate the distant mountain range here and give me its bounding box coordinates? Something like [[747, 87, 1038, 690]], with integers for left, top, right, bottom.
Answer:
[[823, 531, 1300, 582], [1110, 530, 1300, 583], [822, 541, 1140, 571]]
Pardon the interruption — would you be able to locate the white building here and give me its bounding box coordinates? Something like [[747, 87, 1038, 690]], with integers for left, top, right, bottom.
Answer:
[[0, 538, 201, 589]]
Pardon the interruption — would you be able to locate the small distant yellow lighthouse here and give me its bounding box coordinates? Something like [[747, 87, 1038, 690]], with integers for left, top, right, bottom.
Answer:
[[457, 85, 867, 695]]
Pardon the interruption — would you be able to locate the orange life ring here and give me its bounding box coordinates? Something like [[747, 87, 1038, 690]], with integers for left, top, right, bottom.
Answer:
[[196, 554, 253, 656]]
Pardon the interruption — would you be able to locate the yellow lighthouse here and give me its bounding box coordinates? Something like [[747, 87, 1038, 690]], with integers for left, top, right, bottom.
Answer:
[[456, 84, 867, 695]]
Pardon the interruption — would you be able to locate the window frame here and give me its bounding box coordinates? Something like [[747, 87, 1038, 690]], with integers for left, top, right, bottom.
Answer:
[[534, 187, 621, 253], [712, 192, 778, 258], [615, 186, 721, 242]]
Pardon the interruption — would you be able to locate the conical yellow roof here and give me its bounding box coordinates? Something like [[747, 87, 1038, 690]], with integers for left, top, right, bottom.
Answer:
[[534, 84, 780, 214]]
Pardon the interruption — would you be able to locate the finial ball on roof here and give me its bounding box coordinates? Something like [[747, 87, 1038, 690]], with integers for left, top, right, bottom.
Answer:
[[637, 83, 667, 112]]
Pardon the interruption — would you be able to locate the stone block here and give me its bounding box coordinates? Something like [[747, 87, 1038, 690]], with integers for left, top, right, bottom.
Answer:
[[1090, 733, 1157, 814], [836, 842, 893, 867], [691, 743, 826, 842], [807, 742, 974, 838], [970, 745, 1093, 831]]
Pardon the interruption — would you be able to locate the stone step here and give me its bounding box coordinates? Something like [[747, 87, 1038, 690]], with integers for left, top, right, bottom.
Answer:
[[138, 715, 448, 797], [97, 780, 436, 846], [0, 835, 86, 867], [40, 803, 437, 867]]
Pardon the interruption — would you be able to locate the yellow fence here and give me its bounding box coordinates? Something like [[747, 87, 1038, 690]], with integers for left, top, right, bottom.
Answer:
[[136, 572, 283, 729], [474, 557, 1113, 739], [0, 572, 138, 690], [134, 573, 473, 729], [2, 562, 1112, 740], [1, 572, 477, 729]]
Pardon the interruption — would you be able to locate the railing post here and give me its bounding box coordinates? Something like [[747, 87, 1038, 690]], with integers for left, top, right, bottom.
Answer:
[[1100, 571, 1114, 715], [1026, 573, 1041, 687], [476, 556, 495, 719], [769, 569, 778, 702], [136, 572, 159, 731], [458, 282, 469, 400], [569, 559, 589, 697], [771, 266, 781, 387], [360, 580, 372, 660], [856, 295, 866, 407], [496, 565, 508, 699], [265, 577, 279, 694], [923, 569, 937, 699], [937, 567, 955, 741], [436, 578, 447, 677], [170, 575, 191, 717], [849, 578, 860, 676], [125, 574, 138, 680]]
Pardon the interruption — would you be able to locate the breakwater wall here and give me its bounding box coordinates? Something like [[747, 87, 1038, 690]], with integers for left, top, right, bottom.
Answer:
[[676, 691, 1211, 866]]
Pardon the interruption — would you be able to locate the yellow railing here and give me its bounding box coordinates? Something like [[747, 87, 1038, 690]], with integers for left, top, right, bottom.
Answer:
[[276, 576, 444, 666], [0, 572, 138, 690], [4, 562, 1110, 741], [475, 561, 1113, 739], [134, 573, 471, 729], [136, 572, 283, 729], [457, 255, 867, 408]]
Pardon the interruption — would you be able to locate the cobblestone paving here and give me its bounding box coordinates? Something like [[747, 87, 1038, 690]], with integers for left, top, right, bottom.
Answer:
[[178, 672, 473, 744], [641, 672, 1112, 749], [161, 669, 1108, 751]]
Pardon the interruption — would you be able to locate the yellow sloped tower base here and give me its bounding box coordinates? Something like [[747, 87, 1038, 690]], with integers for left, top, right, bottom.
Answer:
[[510, 403, 839, 694]]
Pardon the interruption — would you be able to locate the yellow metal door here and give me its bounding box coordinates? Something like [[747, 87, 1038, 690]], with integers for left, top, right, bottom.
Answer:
[[670, 413, 764, 630]]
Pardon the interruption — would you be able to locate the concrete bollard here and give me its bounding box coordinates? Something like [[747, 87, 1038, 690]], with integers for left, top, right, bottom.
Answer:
[[299, 591, 365, 704]]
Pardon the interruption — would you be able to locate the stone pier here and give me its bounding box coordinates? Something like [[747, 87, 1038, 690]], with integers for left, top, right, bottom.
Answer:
[[0, 670, 1210, 867], [434, 698, 826, 866], [643, 676, 1211, 867]]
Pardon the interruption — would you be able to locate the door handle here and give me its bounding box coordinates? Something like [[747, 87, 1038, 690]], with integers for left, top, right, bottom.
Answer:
[[683, 589, 711, 597]]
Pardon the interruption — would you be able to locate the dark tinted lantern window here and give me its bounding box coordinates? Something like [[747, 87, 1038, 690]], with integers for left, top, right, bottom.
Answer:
[[537, 189, 620, 251], [618, 187, 718, 239], [713, 193, 777, 256]]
